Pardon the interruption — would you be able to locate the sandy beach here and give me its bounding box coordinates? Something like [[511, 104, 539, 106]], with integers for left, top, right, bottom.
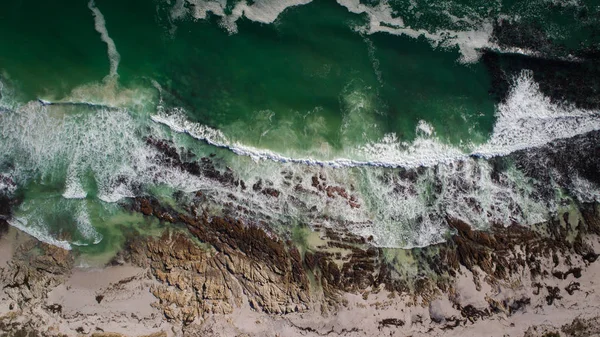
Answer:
[[1, 219, 600, 337]]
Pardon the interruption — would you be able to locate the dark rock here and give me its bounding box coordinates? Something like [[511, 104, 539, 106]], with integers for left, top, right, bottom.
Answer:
[[45, 304, 62, 314], [564, 267, 582, 279], [512, 131, 600, 193], [565, 282, 580, 295], [378, 318, 404, 329], [145, 137, 237, 187], [582, 252, 599, 264], [508, 297, 531, 315], [562, 316, 600, 337], [0, 218, 8, 239], [460, 305, 490, 323], [441, 317, 462, 330], [546, 286, 562, 305], [261, 188, 280, 198]]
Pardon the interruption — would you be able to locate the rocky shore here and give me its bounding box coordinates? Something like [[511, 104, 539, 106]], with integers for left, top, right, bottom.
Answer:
[[2, 132, 600, 336], [1, 197, 600, 336]]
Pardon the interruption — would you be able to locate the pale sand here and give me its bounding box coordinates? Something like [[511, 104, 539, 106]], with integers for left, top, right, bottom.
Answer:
[[45, 264, 170, 336], [0, 226, 17, 315], [0, 226, 15, 269], [196, 257, 600, 337], [2, 228, 600, 336], [0, 227, 171, 336]]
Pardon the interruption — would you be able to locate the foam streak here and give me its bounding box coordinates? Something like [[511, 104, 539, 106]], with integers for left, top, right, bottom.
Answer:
[[89, 0, 121, 78]]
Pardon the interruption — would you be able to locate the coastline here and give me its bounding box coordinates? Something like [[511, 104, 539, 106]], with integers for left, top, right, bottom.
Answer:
[[1, 202, 600, 337], [2, 130, 600, 337], [1, 1, 600, 335]]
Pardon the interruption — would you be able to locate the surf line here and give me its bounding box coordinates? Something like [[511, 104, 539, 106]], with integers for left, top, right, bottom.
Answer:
[[151, 109, 600, 170], [8, 218, 72, 251], [150, 114, 473, 168], [88, 0, 121, 78]]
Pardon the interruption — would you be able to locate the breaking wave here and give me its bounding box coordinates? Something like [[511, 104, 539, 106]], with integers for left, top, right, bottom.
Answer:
[[1, 0, 599, 250], [144, 71, 600, 248], [165, 0, 588, 63], [2, 72, 600, 249], [8, 218, 73, 251], [153, 71, 600, 169]]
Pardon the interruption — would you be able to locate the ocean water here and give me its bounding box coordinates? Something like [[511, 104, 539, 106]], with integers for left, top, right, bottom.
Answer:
[[0, 0, 599, 252]]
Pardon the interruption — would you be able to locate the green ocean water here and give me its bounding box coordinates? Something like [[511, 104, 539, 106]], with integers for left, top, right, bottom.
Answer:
[[1, 0, 599, 257], [0, 0, 497, 153]]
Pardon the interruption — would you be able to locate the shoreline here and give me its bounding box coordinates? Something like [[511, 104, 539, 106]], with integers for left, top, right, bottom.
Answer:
[[1, 2, 600, 335], [1, 203, 600, 336], [2, 131, 600, 337]]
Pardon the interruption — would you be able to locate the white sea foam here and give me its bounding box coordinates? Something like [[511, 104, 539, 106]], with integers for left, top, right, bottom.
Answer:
[[225, 0, 312, 32], [337, 158, 550, 248], [0, 171, 16, 195], [570, 174, 600, 203], [0, 102, 139, 205], [152, 111, 470, 168], [474, 71, 600, 157], [62, 164, 87, 199], [8, 218, 72, 250], [173, 0, 312, 33], [88, 0, 121, 78], [148, 70, 600, 249], [151, 112, 452, 168], [335, 0, 496, 63], [0, 77, 194, 203], [170, 0, 500, 63], [167, 0, 578, 64], [97, 184, 135, 203], [153, 71, 600, 171], [4, 68, 600, 250], [338, 0, 588, 63], [171, 0, 226, 21], [0, 90, 219, 248], [0, 181, 16, 195], [199, 149, 552, 248], [75, 203, 103, 244], [0, 182, 10, 194]]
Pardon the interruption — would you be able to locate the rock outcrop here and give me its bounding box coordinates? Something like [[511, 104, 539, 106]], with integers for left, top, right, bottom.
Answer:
[[124, 195, 407, 322], [0, 238, 73, 336], [3, 130, 600, 335], [124, 199, 313, 323], [124, 189, 600, 330], [0, 175, 18, 238]]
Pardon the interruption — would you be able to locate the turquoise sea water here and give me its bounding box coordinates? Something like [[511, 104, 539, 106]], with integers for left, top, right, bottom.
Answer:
[[1, 0, 599, 254]]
